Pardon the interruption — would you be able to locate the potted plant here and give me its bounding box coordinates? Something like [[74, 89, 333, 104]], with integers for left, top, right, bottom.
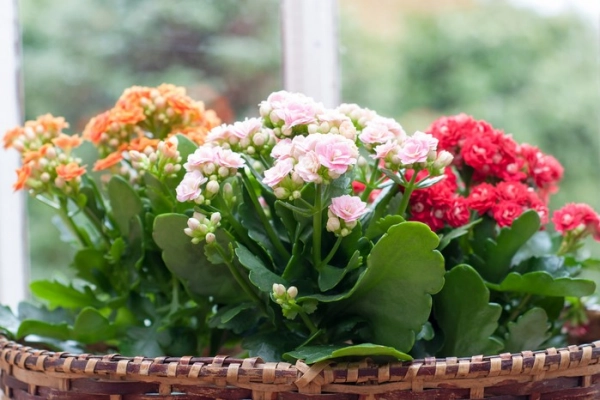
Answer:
[[1, 87, 599, 399]]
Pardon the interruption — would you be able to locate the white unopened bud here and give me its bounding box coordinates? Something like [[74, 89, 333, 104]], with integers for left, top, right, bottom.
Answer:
[[206, 180, 220, 194], [40, 172, 50, 182], [287, 286, 298, 299], [357, 156, 368, 168], [223, 182, 233, 197], [164, 163, 175, 174], [433, 150, 453, 170], [210, 212, 221, 225], [274, 187, 289, 199], [205, 232, 216, 244], [203, 163, 216, 175], [273, 283, 286, 297], [340, 228, 350, 237], [187, 218, 201, 231], [252, 133, 266, 147], [218, 166, 229, 178], [326, 217, 341, 232]]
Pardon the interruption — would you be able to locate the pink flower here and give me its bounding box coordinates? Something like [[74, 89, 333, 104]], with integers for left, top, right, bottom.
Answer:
[[372, 141, 398, 160], [314, 134, 358, 175], [295, 151, 322, 183], [271, 139, 293, 160], [214, 148, 245, 169], [552, 203, 600, 238], [329, 195, 367, 223], [184, 145, 216, 171], [230, 118, 263, 139], [176, 170, 207, 202], [359, 117, 406, 146], [397, 132, 435, 165], [263, 158, 294, 187]]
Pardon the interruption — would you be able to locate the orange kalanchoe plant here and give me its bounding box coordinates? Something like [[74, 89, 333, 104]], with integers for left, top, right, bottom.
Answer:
[[1, 85, 221, 356]]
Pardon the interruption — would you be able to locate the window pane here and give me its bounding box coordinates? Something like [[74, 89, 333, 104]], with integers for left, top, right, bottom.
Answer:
[[340, 0, 600, 218], [20, 0, 282, 279]]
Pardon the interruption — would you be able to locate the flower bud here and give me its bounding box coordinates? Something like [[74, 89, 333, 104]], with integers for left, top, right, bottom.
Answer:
[[210, 212, 222, 225], [274, 187, 289, 199], [206, 180, 220, 194], [433, 150, 454, 170], [326, 217, 341, 232], [287, 286, 298, 299], [205, 232, 216, 244], [273, 283, 286, 297], [218, 166, 229, 178], [187, 218, 201, 231]]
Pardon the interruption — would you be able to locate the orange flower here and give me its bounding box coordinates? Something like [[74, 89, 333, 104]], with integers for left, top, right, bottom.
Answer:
[[27, 114, 69, 134], [93, 151, 123, 171], [22, 144, 52, 164], [128, 136, 159, 152], [117, 86, 153, 108], [13, 163, 32, 191], [56, 162, 86, 181], [167, 94, 197, 116], [83, 111, 113, 144], [3, 127, 22, 149], [52, 133, 82, 150], [112, 102, 145, 125]]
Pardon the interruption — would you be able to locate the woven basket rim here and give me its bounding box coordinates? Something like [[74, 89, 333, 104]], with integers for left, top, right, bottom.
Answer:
[[2, 334, 600, 396]]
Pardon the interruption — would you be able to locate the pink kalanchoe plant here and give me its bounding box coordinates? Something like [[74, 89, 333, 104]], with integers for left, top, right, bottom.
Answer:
[[2, 89, 600, 365]]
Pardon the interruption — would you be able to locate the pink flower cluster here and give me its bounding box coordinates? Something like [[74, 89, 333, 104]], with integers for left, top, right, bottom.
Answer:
[[327, 195, 368, 237], [176, 144, 245, 204], [263, 133, 359, 199], [259, 91, 325, 138], [206, 117, 277, 157], [552, 203, 600, 241]]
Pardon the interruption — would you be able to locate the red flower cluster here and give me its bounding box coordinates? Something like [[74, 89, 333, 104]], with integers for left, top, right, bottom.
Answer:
[[426, 114, 562, 228], [552, 203, 600, 241], [407, 169, 470, 231]]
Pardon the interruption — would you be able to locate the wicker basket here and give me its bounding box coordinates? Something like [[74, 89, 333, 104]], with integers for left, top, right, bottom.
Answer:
[[2, 336, 600, 399]]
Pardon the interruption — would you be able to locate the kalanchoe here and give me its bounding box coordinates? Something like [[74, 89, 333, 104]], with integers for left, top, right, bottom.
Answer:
[[3, 88, 600, 366]]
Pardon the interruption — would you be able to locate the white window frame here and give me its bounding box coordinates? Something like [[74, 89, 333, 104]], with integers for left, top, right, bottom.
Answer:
[[0, 0, 28, 311], [0, 0, 339, 309]]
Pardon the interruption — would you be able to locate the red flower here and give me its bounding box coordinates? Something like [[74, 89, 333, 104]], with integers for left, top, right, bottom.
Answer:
[[467, 183, 496, 214], [445, 197, 470, 228], [552, 203, 600, 239], [492, 201, 524, 227]]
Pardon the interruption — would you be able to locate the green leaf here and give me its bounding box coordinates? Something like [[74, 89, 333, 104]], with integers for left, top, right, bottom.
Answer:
[[107, 175, 143, 237], [504, 308, 551, 353], [438, 218, 481, 251], [380, 169, 405, 185], [143, 173, 174, 214], [415, 175, 446, 189], [120, 327, 164, 357], [486, 271, 595, 297], [242, 331, 305, 362], [434, 264, 503, 357], [72, 308, 116, 344], [318, 265, 347, 292], [284, 343, 412, 364], [208, 303, 258, 334], [235, 243, 286, 292], [365, 215, 405, 240], [478, 210, 541, 283], [17, 320, 71, 341], [153, 213, 245, 303], [18, 302, 73, 325], [0, 305, 20, 338], [342, 222, 445, 352], [30, 280, 101, 310]]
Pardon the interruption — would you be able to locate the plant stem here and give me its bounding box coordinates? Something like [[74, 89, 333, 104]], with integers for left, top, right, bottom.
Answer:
[[297, 309, 319, 336], [241, 174, 290, 260], [396, 171, 418, 217], [170, 275, 179, 315], [216, 197, 266, 261], [215, 244, 267, 315], [508, 293, 532, 322], [320, 236, 343, 269], [58, 198, 89, 247], [360, 160, 381, 202], [313, 184, 323, 271]]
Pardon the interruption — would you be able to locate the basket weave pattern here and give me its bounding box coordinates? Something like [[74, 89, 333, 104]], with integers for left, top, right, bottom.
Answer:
[[2, 336, 600, 399]]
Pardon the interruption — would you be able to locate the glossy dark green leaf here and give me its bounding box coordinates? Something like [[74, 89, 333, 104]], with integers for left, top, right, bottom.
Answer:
[[143, 173, 174, 214], [208, 303, 258, 333], [30, 280, 101, 310], [284, 343, 412, 364], [18, 302, 72, 325], [235, 243, 286, 292], [107, 175, 143, 237], [365, 215, 405, 240], [343, 222, 445, 352], [242, 331, 305, 362], [486, 271, 595, 297], [0, 305, 20, 338], [438, 218, 481, 251], [153, 213, 245, 303], [71, 308, 116, 344], [318, 265, 347, 292], [478, 210, 541, 283], [434, 264, 503, 357], [504, 308, 551, 353], [16, 320, 71, 341]]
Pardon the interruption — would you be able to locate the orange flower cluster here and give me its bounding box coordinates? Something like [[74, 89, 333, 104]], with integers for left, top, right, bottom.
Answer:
[[4, 114, 86, 194], [83, 84, 220, 171]]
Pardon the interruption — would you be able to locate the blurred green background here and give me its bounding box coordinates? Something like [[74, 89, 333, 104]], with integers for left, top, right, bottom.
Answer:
[[19, 0, 600, 278]]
